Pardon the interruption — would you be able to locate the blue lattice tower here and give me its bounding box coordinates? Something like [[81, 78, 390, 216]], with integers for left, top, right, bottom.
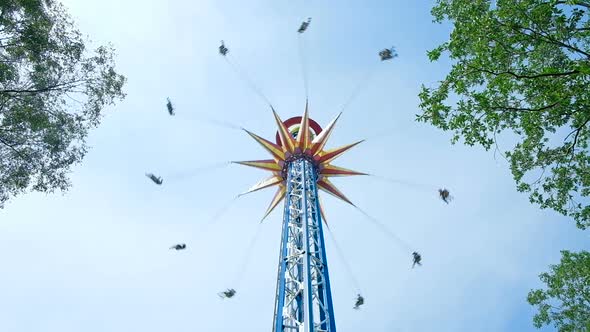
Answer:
[[273, 158, 336, 332], [234, 106, 365, 332]]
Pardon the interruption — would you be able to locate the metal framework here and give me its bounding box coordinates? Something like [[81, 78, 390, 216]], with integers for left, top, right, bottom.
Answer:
[[273, 158, 336, 332]]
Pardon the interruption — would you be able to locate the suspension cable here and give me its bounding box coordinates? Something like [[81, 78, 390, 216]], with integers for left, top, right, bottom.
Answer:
[[367, 174, 437, 192], [199, 194, 241, 234], [212, 1, 274, 110], [353, 205, 414, 253], [164, 161, 232, 183], [224, 54, 274, 109], [325, 225, 362, 293], [337, 59, 385, 115], [297, 32, 310, 100], [187, 194, 242, 267], [232, 222, 264, 287], [361, 125, 405, 142], [194, 113, 243, 131]]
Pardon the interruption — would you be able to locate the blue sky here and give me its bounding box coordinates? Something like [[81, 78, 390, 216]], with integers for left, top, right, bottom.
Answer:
[[0, 0, 588, 331]]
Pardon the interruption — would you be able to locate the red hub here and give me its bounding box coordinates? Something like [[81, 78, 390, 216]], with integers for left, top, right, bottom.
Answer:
[[276, 116, 323, 180]]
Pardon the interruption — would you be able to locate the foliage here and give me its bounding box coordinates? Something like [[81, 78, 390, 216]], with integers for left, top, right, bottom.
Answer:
[[0, 0, 126, 207], [527, 250, 590, 331], [418, 0, 590, 229]]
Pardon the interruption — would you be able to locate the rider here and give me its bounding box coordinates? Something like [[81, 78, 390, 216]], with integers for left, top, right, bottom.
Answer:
[[439, 188, 451, 204], [146, 173, 163, 185], [379, 47, 397, 61], [353, 294, 364, 309], [219, 40, 229, 56], [298, 18, 311, 33], [166, 98, 174, 116], [169, 243, 186, 250], [219, 288, 236, 299], [412, 252, 422, 268]]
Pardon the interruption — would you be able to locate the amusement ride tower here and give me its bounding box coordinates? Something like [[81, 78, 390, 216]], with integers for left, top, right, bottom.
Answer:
[[235, 102, 365, 332]]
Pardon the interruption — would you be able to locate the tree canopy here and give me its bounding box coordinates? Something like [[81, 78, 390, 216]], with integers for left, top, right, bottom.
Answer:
[[0, 0, 126, 207], [527, 250, 590, 331], [418, 0, 590, 229]]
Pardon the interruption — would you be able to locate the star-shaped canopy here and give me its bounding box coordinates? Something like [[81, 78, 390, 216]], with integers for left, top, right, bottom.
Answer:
[[234, 102, 366, 221]]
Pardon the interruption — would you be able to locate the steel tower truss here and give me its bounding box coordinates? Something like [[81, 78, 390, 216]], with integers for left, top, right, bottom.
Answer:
[[273, 158, 336, 332]]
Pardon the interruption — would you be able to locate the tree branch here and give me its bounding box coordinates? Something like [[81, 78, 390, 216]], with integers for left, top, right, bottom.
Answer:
[[0, 136, 31, 162], [470, 65, 580, 79], [495, 17, 590, 59], [566, 117, 590, 160], [518, 24, 590, 59], [0, 80, 86, 95], [492, 102, 561, 112], [555, 1, 590, 10], [492, 123, 509, 163]]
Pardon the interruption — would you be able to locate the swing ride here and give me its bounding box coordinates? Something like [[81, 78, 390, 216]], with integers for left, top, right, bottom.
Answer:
[[144, 13, 453, 332]]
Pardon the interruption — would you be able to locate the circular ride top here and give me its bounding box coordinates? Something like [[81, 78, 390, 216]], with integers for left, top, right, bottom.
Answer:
[[236, 104, 365, 222]]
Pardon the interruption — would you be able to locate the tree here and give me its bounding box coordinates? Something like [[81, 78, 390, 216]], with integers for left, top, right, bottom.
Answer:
[[527, 250, 590, 331], [0, 0, 126, 207], [418, 0, 590, 229]]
